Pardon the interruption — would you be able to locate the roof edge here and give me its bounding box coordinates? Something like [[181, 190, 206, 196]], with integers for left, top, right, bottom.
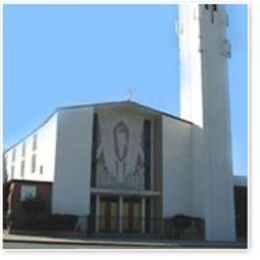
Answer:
[[4, 110, 58, 153], [58, 100, 193, 124], [4, 100, 192, 153]]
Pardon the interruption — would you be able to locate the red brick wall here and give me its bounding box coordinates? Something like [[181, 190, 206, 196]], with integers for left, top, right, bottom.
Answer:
[[8, 180, 52, 217]]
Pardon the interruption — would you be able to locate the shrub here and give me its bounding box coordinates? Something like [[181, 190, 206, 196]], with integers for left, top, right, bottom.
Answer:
[[47, 214, 78, 231], [172, 214, 192, 239]]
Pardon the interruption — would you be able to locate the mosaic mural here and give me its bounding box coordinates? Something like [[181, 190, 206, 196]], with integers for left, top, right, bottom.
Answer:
[[94, 109, 149, 190]]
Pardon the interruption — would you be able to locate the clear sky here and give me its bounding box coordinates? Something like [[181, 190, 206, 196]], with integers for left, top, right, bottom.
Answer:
[[3, 4, 247, 176]]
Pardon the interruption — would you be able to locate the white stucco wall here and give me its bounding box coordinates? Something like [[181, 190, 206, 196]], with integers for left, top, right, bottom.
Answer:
[[4, 114, 58, 183], [51, 107, 94, 216], [201, 6, 235, 242], [161, 116, 192, 218]]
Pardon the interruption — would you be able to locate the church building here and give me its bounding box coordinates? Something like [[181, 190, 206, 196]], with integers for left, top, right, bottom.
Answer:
[[4, 4, 247, 242]]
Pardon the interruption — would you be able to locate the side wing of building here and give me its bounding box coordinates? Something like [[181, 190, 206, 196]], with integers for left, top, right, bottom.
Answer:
[[4, 113, 58, 214]]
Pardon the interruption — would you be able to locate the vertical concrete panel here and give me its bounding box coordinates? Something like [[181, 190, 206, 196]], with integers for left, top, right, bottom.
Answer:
[[162, 116, 192, 218], [37, 114, 58, 182], [52, 107, 94, 216]]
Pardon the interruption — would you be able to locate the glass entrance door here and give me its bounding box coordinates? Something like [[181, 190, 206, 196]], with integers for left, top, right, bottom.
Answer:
[[99, 197, 119, 233], [91, 195, 149, 234], [123, 198, 141, 233]]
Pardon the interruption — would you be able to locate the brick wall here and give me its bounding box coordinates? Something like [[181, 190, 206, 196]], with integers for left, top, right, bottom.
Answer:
[[8, 180, 52, 217]]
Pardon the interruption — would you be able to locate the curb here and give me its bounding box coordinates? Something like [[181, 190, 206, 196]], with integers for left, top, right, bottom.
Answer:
[[3, 238, 247, 249], [3, 238, 173, 248]]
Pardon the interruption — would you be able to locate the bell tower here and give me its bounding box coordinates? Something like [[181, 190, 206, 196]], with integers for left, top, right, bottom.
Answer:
[[178, 4, 236, 241]]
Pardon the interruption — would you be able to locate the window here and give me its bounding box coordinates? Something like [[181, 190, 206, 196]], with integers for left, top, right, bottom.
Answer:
[[20, 185, 36, 202], [12, 149, 16, 162], [32, 134, 37, 151], [40, 165, 43, 175], [205, 4, 209, 10], [22, 142, 26, 157], [21, 160, 25, 177], [213, 5, 217, 11], [144, 119, 151, 190], [11, 165, 15, 178], [31, 154, 36, 173]]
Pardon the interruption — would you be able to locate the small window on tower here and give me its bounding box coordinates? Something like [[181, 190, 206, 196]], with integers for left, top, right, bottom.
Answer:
[[205, 5, 209, 10], [213, 5, 217, 11]]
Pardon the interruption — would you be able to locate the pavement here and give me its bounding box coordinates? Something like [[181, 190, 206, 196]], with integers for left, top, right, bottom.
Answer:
[[2, 230, 247, 249]]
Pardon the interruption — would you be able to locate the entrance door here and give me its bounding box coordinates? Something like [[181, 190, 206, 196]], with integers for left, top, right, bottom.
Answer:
[[99, 197, 118, 233], [123, 198, 141, 233]]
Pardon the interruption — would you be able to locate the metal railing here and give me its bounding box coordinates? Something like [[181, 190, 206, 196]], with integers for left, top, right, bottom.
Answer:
[[7, 213, 205, 240], [87, 216, 205, 240]]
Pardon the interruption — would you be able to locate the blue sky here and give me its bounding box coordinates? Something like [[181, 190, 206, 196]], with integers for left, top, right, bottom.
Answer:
[[3, 4, 247, 176]]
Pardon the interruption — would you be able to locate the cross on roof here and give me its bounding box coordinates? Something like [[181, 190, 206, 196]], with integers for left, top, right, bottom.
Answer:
[[125, 88, 134, 101]]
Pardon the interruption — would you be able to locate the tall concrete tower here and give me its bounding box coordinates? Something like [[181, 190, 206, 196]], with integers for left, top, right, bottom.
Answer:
[[178, 4, 236, 241]]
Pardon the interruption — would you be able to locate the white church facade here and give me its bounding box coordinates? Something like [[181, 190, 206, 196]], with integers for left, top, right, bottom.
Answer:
[[4, 4, 247, 242]]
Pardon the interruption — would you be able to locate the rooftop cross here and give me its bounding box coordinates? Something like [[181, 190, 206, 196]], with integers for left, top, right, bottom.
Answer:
[[125, 88, 134, 101]]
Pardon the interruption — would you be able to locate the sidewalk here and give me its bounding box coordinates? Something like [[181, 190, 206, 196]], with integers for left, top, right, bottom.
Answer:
[[2, 230, 247, 249]]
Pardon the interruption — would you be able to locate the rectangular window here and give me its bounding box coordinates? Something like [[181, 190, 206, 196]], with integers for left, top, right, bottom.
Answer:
[[32, 134, 37, 151], [11, 165, 15, 178], [91, 113, 98, 187], [21, 160, 25, 177], [40, 165, 43, 174], [31, 154, 36, 173], [20, 185, 37, 202], [12, 149, 16, 162], [144, 119, 152, 190], [22, 142, 26, 157]]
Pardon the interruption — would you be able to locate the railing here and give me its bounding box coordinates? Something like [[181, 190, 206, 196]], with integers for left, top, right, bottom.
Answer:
[[7, 213, 205, 240], [87, 216, 205, 240]]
